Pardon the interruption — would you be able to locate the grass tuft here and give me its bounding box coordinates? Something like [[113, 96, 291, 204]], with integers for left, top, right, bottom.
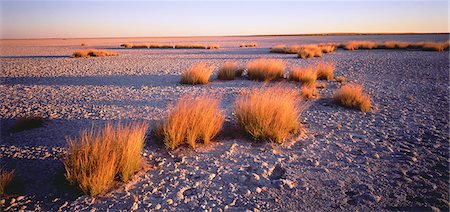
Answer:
[[10, 115, 44, 132], [159, 95, 224, 150], [71, 49, 118, 58], [0, 168, 15, 195], [300, 85, 318, 99], [218, 61, 239, 80], [333, 84, 371, 112], [240, 42, 257, 48], [64, 122, 148, 196], [316, 62, 335, 80], [233, 86, 304, 143], [120, 43, 133, 48], [289, 66, 317, 86], [181, 63, 214, 85], [246, 58, 285, 81]]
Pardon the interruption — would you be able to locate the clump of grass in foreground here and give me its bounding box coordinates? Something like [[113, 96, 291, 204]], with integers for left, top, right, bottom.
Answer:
[[246, 58, 285, 81], [421, 42, 449, 52], [10, 115, 44, 132], [158, 95, 224, 150], [333, 84, 371, 112], [298, 48, 323, 59], [234, 86, 304, 143], [218, 61, 240, 80], [0, 167, 15, 195], [289, 66, 317, 86], [181, 63, 214, 85], [301, 85, 318, 99], [64, 122, 148, 196], [240, 42, 257, 48], [71, 49, 118, 58], [316, 62, 335, 80]]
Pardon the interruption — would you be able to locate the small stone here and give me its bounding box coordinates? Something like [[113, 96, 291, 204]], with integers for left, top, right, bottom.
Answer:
[[0, 199, 5, 205], [131, 202, 139, 210], [16, 196, 25, 201], [167, 199, 173, 205], [255, 187, 262, 193], [155, 204, 161, 210], [251, 173, 260, 183], [209, 173, 216, 181], [374, 153, 380, 159], [10, 198, 16, 204]]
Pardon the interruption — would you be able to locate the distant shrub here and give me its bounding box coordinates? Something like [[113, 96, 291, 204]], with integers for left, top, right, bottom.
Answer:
[[319, 43, 336, 53], [421, 42, 449, 52], [300, 85, 318, 99], [64, 122, 148, 196], [316, 62, 335, 80], [381, 41, 410, 49], [246, 58, 285, 81], [159, 95, 224, 150], [289, 66, 317, 86], [131, 44, 150, 48], [80, 43, 87, 46], [270, 44, 288, 53], [333, 84, 371, 112], [218, 61, 239, 80], [240, 42, 257, 48], [207, 44, 220, 49], [181, 63, 214, 85], [121, 43, 133, 48], [10, 115, 44, 132], [0, 168, 15, 195], [234, 86, 304, 143], [343, 41, 377, 50], [71, 49, 118, 58], [298, 48, 322, 59], [175, 44, 206, 49]]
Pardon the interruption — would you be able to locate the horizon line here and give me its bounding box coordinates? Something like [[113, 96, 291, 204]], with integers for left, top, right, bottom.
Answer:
[[1, 32, 449, 40]]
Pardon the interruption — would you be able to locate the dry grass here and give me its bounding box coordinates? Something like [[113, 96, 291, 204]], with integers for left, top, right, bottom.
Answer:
[[335, 76, 346, 83], [421, 42, 449, 52], [207, 44, 220, 49], [120, 43, 133, 48], [240, 42, 257, 48], [316, 62, 335, 80], [343, 41, 377, 50], [300, 85, 318, 99], [270, 44, 288, 53], [289, 66, 317, 86], [10, 115, 44, 132], [64, 122, 148, 196], [218, 61, 239, 80], [381, 41, 410, 49], [180, 63, 214, 85], [80, 43, 86, 46], [333, 84, 371, 112], [298, 48, 323, 59], [246, 58, 285, 81], [319, 44, 336, 53], [175, 44, 207, 49], [159, 95, 224, 150], [233, 86, 303, 143], [131, 44, 150, 48], [0, 168, 15, 195], [71, 49, 118, 58]]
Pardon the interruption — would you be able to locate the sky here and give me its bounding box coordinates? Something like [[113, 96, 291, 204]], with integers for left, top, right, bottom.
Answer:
[[0, 1, 448, 39]]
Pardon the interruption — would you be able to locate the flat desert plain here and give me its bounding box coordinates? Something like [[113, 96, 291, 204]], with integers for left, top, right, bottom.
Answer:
[[0, 34, 449, 211]]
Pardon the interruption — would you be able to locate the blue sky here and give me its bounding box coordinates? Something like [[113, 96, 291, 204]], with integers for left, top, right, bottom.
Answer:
[[1, 1, 448, 38]]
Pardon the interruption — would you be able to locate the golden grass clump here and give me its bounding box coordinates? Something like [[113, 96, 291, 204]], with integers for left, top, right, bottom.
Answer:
[[240, 42, 257, 48], [333, 84, 371, 112], [319, 44, 336, 53], [120, 43, 133, 48], [234, 86, 303, 143], [344, 41, 377, 50], [71, 49, 118, 58], [421, 42, 449, 52], [298, 48, 323, 59], [175, 44, 207, 49], [131, 44, 150, 48], [80, 43, 86, 46], [300, 85, 318, 99], [218, 61, 239, 80], [316, 62, 335, 80], [159, 95, 224, 150], [382, 41, 410, 49], [10, 115, 44, 132], [207, 44, 220, 49], [0, 168, 15, 195], [64, 122, 148, 196], [289, 66, 317, 86], [270, 44, 288, 53], [181, 63, 214, 85], [246, 58, 285, 81]]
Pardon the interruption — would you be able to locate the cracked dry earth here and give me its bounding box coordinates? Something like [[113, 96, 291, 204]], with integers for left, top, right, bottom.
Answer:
[[0, 35, 449, 211]]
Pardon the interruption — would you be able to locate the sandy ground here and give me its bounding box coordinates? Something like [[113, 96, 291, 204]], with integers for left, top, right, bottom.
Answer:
[[0, 35, 449, 211]]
